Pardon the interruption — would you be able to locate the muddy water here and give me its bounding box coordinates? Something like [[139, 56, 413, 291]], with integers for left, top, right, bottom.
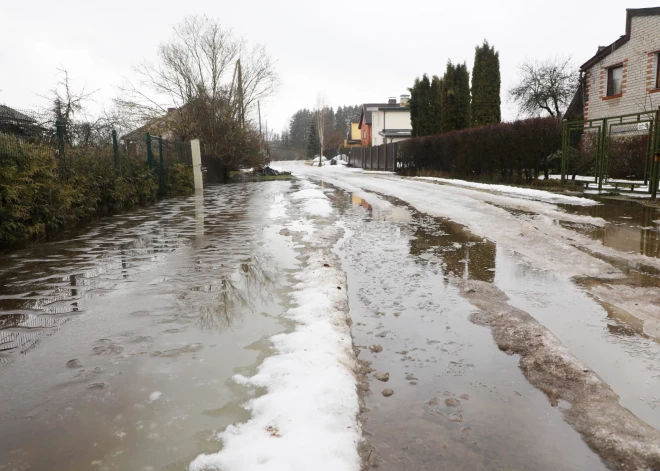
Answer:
[[332, 191, 608, 470], [0, 183, 298, 470], [559, 198, 660, 259]]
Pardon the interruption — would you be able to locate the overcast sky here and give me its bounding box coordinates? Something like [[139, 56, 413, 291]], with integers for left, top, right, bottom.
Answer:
[[2, 1, 658, 134]]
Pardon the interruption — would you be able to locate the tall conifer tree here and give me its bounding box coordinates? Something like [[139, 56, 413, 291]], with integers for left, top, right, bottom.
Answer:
[[409, 74, 442, 137], [430, 75, 443, 135], [441, 61, 470, 133], [470, 40, 501, 127], [307, 122, 319, 158]]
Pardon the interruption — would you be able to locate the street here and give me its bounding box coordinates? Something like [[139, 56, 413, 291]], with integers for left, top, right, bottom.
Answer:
[[1, 166, 659, 470]]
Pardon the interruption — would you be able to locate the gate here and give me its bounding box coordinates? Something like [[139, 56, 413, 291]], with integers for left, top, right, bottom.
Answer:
[[561, 111, 660, 197]]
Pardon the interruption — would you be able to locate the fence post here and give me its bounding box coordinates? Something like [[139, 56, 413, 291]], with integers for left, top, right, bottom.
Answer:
[[56, 119, 67, 179], [597, 118, 608, 193], [111, 130, 120, 176], [146, 133, 153, 171], [158, 136, 165, 196], [651, 110, 660, 200], [561, 120, 567, 185], [191, 139, 203, 191]]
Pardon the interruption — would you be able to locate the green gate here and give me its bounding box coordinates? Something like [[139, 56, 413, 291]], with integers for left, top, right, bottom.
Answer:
[[561, 110, 660, 198]]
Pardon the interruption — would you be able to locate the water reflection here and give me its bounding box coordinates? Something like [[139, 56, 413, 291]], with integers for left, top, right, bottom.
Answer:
[[409, 216, 496, 283], [349, 193, 496, 282], [560, 199, 659, 258], [195, 188, 205, 240], [190, 256, 275, 331], [350, 194, 412, 222]]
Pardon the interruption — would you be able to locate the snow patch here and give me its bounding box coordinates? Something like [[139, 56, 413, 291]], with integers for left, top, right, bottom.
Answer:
[[189, 185, 360, 471], [291, 188, 333, 217], [413, 177, 599, 206], [149, 391, 162, 402]]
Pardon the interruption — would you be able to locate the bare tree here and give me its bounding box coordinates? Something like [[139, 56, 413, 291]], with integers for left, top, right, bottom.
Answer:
[[115, 15, 279, 177], [40, 68, 112, 146], [508, 57, 579, 118], [316, 92, 325, 167]]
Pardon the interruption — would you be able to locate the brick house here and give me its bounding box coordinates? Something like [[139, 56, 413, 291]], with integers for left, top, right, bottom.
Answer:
[[357, 96, 411, 146], [578, 7, 660, 121]]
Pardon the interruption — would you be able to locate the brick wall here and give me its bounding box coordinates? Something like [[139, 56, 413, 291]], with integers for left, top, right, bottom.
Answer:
[[585, 16, 660, 120]]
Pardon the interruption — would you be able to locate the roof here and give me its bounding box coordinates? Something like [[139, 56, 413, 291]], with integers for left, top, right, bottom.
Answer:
[[378, 129, 412, 138], [580, 7, 660, 71], [358, 103, 391, 128], [121, 107, 184, 141], [374, 107, 409, 112], [0, 105, 36, 124]]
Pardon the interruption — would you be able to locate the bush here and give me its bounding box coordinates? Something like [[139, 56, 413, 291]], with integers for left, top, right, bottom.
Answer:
[[0, 134, 193, 248], [607, 135, 648, 179], [399, 117, 562, 181]]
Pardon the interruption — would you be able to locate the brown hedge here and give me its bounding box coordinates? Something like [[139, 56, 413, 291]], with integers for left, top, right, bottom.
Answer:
[[398, 117, 562, 180]]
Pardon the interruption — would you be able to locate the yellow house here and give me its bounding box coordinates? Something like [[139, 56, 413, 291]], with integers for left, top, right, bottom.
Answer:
[[344, 122, 362, 148]]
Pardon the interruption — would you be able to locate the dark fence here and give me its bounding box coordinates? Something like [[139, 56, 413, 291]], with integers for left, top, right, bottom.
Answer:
[[348, 142, 400, 171], [0, 106, 195, 247]]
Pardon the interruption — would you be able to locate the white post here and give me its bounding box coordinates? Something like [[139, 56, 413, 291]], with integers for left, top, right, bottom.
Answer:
[[191, 139, 203, 191]]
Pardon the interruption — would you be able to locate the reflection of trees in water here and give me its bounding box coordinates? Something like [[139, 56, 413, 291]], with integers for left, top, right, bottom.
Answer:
[[195, 255, 275, 331], [0, 314, 27, 330], [409, 217, 496, 283]]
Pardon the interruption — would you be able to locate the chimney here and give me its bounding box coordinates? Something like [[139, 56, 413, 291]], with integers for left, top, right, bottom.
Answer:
[[388, 97, 397, 105], [400, 94, 410, 107]]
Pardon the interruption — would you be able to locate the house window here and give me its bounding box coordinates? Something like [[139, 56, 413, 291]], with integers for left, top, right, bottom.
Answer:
[[607, 65, 623, 96], [656, 54, 660, 89], [363, 130, 366, 138]]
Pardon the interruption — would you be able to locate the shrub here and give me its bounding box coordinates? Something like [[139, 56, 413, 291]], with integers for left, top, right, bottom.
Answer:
[[0, 134, 193, 249], [399, 117, 562, 181]]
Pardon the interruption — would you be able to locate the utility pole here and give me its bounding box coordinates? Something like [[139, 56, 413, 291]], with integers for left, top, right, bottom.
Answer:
[[237, 59, 244, 128], [265, 120, 269, 161], [258, 101, 263, 140]]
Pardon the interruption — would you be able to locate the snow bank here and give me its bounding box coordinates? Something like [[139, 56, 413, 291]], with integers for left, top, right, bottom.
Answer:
[[413, 177, 599, 206], [189, 186, 360, 471]]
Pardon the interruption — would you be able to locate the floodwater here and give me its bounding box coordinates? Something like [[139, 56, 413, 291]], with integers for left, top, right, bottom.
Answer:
[[329, 185, 660, 470], [2, 175, 659, 471], [0, 183, 298, 470], [559, 198, 660, 259], [332, 190, 609, 470]]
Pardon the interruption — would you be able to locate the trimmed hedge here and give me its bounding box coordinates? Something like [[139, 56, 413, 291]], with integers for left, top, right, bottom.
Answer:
[[0, 134, 193, 248], [399, 117, 562, 181]]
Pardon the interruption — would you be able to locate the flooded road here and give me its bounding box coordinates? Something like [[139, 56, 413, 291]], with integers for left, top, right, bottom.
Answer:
[[275, 161, 660, 470], [333, 192, 608, 470], [3, 164, 660, 470], [0, 183, 298, 470]]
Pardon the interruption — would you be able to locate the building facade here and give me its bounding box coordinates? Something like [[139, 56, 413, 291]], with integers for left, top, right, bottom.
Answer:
[[344, 122, 362, 147], [371, 107, 412, 146], [358, 96, 411, 146], [581, 8, 660, 121]]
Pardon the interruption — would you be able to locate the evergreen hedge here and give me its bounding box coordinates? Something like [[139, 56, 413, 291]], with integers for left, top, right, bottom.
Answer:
[[0, 134, 193, 248], [398, 117, 562, 181]]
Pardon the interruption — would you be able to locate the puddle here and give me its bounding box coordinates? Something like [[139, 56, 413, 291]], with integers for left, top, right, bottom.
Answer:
[[0, 182, 300, 470], [336, 190, 608, 470], [559, 198, 659, 259]]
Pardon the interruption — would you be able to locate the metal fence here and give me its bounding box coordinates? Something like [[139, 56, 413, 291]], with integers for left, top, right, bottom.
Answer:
[[348, 142, 401, 171], [561, 110, 660, 197], [1, 107, 193, 197]]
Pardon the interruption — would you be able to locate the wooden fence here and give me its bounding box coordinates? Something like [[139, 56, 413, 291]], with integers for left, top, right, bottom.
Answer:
[[348, 142, 399, 171]]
